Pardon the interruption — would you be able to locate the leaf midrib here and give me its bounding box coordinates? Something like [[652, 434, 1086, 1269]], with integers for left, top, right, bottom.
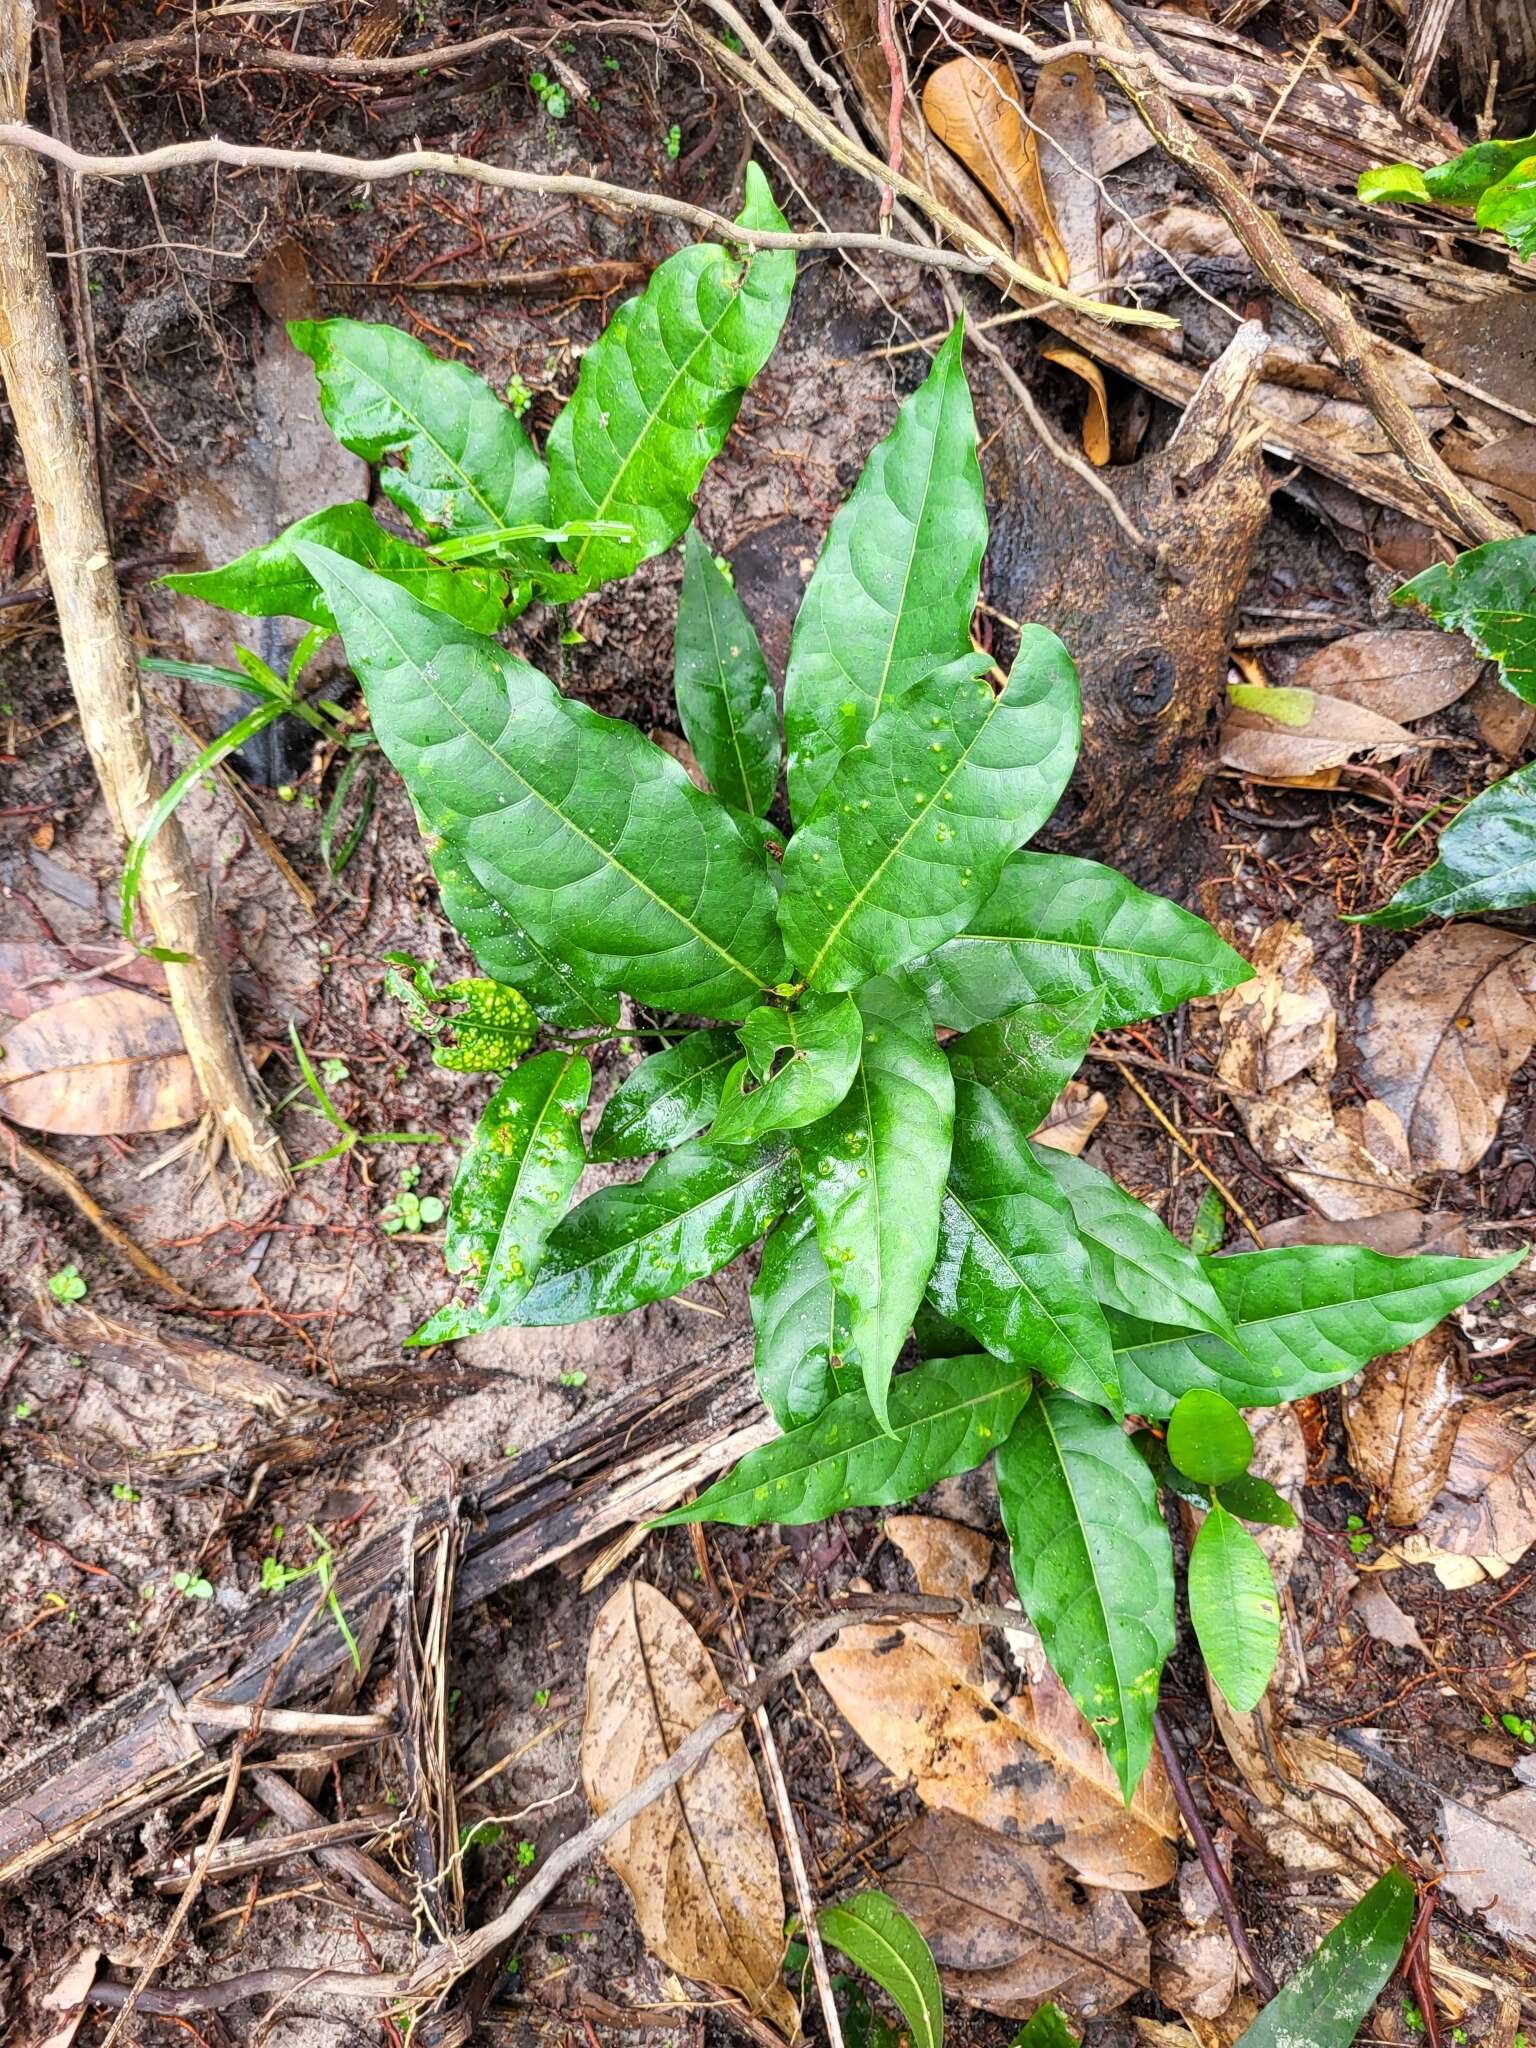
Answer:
[[483, 1056, 582, 1304], [699, 565, 762, 816], [943, 1184, 1112, 1395], [333, 340, 511, 534], [536, 1146, 784, 1292], [1037, 1396, 1134, 1762]]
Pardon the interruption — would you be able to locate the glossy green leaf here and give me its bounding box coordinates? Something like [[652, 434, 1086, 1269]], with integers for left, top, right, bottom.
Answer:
[[711, 993, 862, 1145], [1008, 2005, 1078, 2048], [911, 1300, 977, 1360], [546, 166, 794, 588], [409, 1051, 590, 1344], [591, 1028, 740, 1161], [431, 978, 540, 1073], [674, 525, 779, 816], [513, 1134, 794, 1324], [1235, 1868, 1414, 2048], [1395, 535, 1536, 705], [779, 632, 1080, 992], [996, 1386, 1177, 1801], [929, 1081, 1120, 1415], [816, 1892, 943, 2048], [1216, 1472, 1298, 1528], [289, 318, 550, 561], [906, 850, 1250, 1032], [655, 1350, 1030, 1526], [1167, 1388, 1254, 1484], [1360, 760, 1536, 927], [1109, 1245, 1524, 1417], [797, 975, 954, 1430], [1189, 1185, 1227, 1257], [1032, 1144, 1239, 1344], [942, 987, 1101, 1131], [1189, 1501, 1280, 1713], [783, 323, 987, 817], [1476, 156, 1536, 256], [431, 842, 619, 1031], [1362, 131, 1536, 204], [1357, 162, 1430, 206], [750, 1205, 851, 1428], [296, 546, 788, 1019], [1131, 1427, 1211, 1509], [164, 502, 515, 635]]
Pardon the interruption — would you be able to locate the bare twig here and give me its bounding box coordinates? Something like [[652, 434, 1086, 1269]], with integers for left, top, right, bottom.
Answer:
[[7, 1121, 200, 1302], [1107, 1057, 1268, 1247], [921, 0, 1256, 102], [1154, 1713, 1277, 2001]]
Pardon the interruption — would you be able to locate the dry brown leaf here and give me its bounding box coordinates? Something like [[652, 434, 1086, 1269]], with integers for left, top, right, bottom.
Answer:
[[0, 940, 168, 1022], [1033, 1079, 1108, 1155], [1352, 1584, 1427, 1655], [921, 54, 1069, 284], [1220, 685, 1419, 780], [1041, 344, 1112, 465], [884, 1513, 991, 1686], [1455, 428, 1536, 530], [1404, 1396, 1536, 1583], [1151, 1858, 1239, 2021], [581, 1581, 797, 2035], [884, 1809, 1151, 2020], [1357, 925, 1536, 1176], [1208, 1689, 1406, 1874], [1031, 56, 1106, 291], [1291, 630, 1482, 723], [1259, 1209, 1471, 1256], [1441, 1787, 1536, 1951], [1343, 1328, 1462, 1526], [0, 987, 200, 1136], [1104, 204, 1245, 276], [1467, 668, 1536, 761]]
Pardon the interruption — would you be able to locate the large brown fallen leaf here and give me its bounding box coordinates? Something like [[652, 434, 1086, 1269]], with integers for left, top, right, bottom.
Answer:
[[883, 1511, 991, 1686], [1290, 630, 1482, 724], [883, 1809, 1151, 2021], [1208, 1689, 1406, 1875], [1259, 1209, 1471, 1255], [0, 987, 200, 1135], [1343, 1327, 1462, 1528], [581, 1581, 797, 2035], [1220, 682, 1418, 781], [1357, 925, 1536, 1176], [1378, 1396, 1536, 1587], [1031, 56, 1107, 291], [1441, 1786, 1536, 1951], [921, 53, 1068, 284]]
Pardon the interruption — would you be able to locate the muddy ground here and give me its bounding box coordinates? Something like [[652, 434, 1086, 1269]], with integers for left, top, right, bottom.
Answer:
[[1, 5, 1534, 2045]]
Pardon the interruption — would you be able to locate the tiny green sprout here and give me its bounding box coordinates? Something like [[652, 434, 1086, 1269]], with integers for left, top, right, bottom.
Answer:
[[449, 1687, 462, 1712], [665, 122, 682, 161], [1404, 2001, 1425, 2035], [505, 373, 534, 418], [1501, 1711, 1536, 1745], [559, 626, 585, 646], [277, 783, 297, 802], [529, 70, 569, 119], [517, 1840, 537, 1867], [602, 53, 620, 71], [1453, 2029, 1468, 2044], [381, 1188, 445, 1236], [559, 1370, 587, 1388], [503, 1443, 520, 1458], [320, 1056, 350, 1087], [111, 1481, 140, 1503], [174, 1570, 214, 1600], [48, 1264, 87, 1303], [12, 1400, 33, 1421], [1350, 1529, 1373, 1556], [533, 1687, 550, 1708], [459, 1818, 504, 1852]]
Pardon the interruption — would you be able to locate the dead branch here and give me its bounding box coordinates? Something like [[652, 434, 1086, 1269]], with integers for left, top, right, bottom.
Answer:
[[0, 10, 285, 1181], [5, 1124, 201, 1302]]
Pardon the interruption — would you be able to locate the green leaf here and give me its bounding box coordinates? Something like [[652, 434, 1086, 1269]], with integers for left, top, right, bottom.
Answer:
[[655, 1350, 1030, 1526], [929, 1081, 1120, 1414], [409, 1052, 590, 1344], [906, 851, 1250, 1032], [163, 502, 515, 635], [513, 1134, 794, 1324], [816, 1892, 943, 2048], [1234, 1868, 1414, 2048], [432, 978, 539, 1073], [431, 842, 619, 1031], [1476, 156, 1536, 257], [1189, 1501, 1280, 1713], [1008, 2005, 1078, 2048], [711, 993, 862, 1145], [750, 1205, 851, 1428], [1032, 1144, 1240, 1345], [779, 632, 1080, 992], [289, 319, 550, 560], [797, 975, 954, 1431], [783, 324, 986, 817], [296, 546, 788, 1019], [996, 1386, 1177, 1801], [1167, 1388, 1254, 1485], [1361, 760, 1536, 928], [1131, 1427, 1211, 1509], [674, 525, 779, 816], [546, 166, 795, 588], [1395, 536, 1536, 705], [1216, 1472, 1298, 1528], [591, 1028, 741, 1161], [1190, 1185, 1227, 1257], [911, 1300, 977, 1361], [1357, 162, 1431, 205], [1109, 1245, 1524, 1417], [943, 988, 1101, 1131]]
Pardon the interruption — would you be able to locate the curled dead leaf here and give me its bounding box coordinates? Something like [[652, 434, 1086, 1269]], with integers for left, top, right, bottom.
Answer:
[[0, 987, 200, 1136], [1220, 683, 1418, 781], [1208, 1687, 1405, 1875], [1031, 56, 1107, 291], [581, 1581, 797, 2035], [1291, 630, 1482, 724], [1441, 1786, 1536, 1951], [1343, 1327, 1462, 1527], [1392, 1396, 1536, 1585], [1041, 344, 1112, 466], [1033, 1079, 1109, 1156], [921, 53, 1069, 284]]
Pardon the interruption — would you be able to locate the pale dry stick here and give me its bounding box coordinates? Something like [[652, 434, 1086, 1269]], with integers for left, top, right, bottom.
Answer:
[[0, 9, 285, 1181], [1107, 1055, 1267, 1247], [6, 1120, 200, 1302], [1072, 0, 1515, 547], [0, 121, 1172, 328]]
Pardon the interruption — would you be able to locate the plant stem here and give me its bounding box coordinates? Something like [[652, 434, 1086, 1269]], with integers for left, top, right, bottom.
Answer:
[[1154, 1711, 1277, 2001]]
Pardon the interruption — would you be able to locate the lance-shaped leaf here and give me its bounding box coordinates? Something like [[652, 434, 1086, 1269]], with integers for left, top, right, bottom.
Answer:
[[779, 632, 1080, 992], [592, 1028, 741, 1161], [711, 993, 862, 1146], [1109, 1244, 1524, 1417], [906, 850, 1250, 1032], [1395, 535, 1536, 705], [432, 842, 619, 1031], [797, 975, 954, 1431], [942, 987, 1101, 1131], [409, 1051, 590, 1345], [674, 526, 779, 817], [1188, 1501, 1280, 1713], [1234, 1868, 1414, 2048], [655, 1350, 1031, 1526], [928, 1081, 1120, 1414], [1031, 1144, 1239, 1344], [547, 167, 795, 588], [514, 1134, 794, 1324], [816, 1893, 943, 2048], [783, 322, 987, 817], [164, 501, 515, 635], [996, 1386, 1177, 1802], [289, 318, 550, 562], [297, 546, 788, 1019], [1360, 761, 1536, 929], [750, 1205, 851, 1428]]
